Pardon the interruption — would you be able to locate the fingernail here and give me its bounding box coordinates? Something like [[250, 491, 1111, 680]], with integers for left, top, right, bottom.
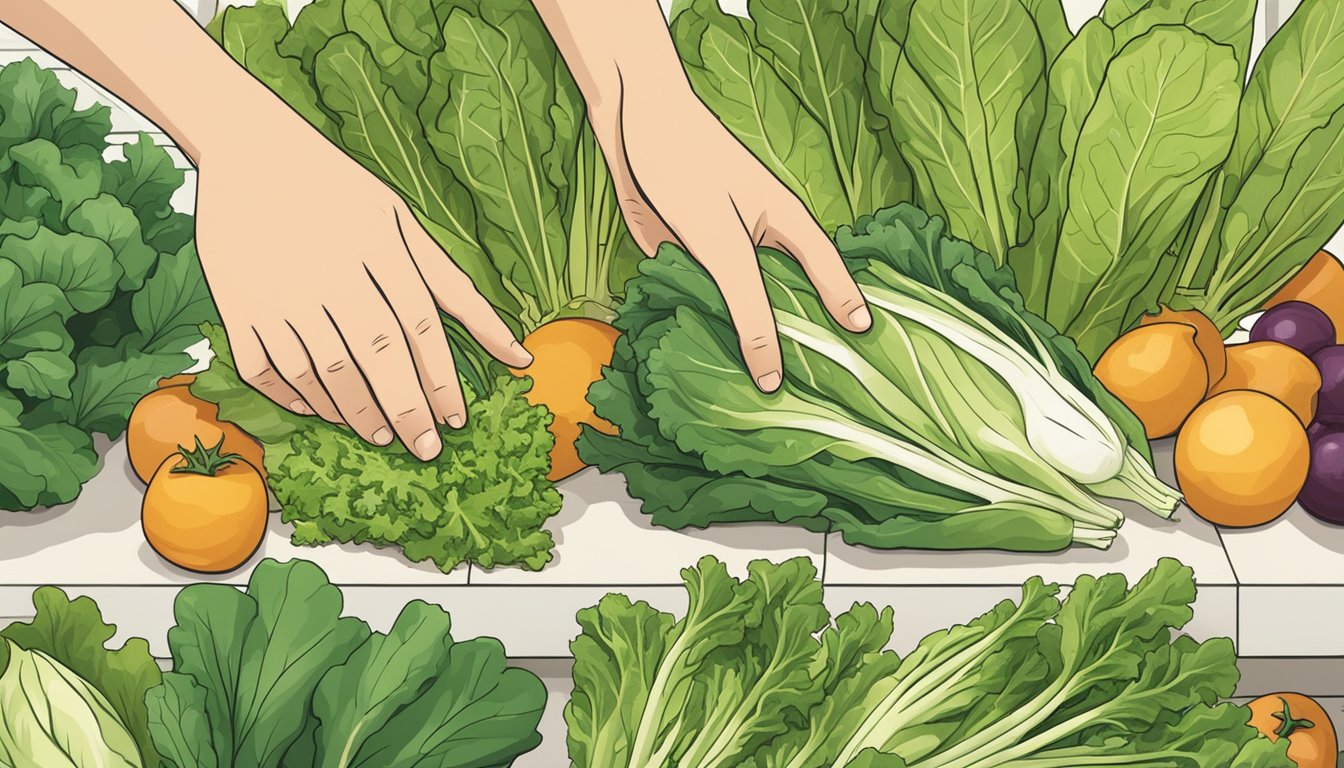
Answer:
[[371, 427, 393, 446], [289, 399, 313, 416], [414, 429, 442, 460], [756, 371, 782, 392], [447, 413, 465, 429], [848, 305, 872, 331], [511, 341, 534, 366]]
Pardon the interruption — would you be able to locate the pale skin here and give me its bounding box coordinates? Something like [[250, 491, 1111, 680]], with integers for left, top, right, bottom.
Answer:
[[4, 0, 870, 461]]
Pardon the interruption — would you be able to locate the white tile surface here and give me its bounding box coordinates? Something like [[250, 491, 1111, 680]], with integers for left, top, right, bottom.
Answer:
[[1222, 512, 1344, 586], [1240, 586, 1344, 657], [469, 470, 825, 586], [0, 438, 468, 589]]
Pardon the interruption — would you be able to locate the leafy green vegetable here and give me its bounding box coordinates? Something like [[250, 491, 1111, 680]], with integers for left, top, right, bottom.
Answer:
[[1, 588, 162, 767], [1174, 0, 1344, 330], [0, 641, 144, 767], [208, 0, 642, 339], [669, 0, 910, 234], [0, 59, 214, 511], [579, 205, 1177, 553], [190, 323, 562, 572], [868, 0, 1046, 266], [568, 556, 1290, 768], [145, 558, 545, 768]]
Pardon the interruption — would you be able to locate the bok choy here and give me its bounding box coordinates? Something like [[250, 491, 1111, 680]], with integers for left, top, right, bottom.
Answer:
[[578, 205, 1179, 552]]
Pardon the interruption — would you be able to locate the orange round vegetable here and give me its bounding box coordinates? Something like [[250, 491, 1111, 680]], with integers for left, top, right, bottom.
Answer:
[[1208, 341, 1321, 426], [509, 318, 620, 481], [1248, 693, 1337, 768], [1175, 390, 1309, 528], [1138, 307, 1227, 391], [142, 437, 267, 574], [156, 373, 197, 389], [1265, 250, 1344, 343], [127, 385, 265, 485], [1094, 323, 1209, 439]]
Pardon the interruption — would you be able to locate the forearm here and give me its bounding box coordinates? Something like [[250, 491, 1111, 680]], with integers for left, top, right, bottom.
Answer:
[[530, 0, 695, 130], [2, 0, 278, 163]]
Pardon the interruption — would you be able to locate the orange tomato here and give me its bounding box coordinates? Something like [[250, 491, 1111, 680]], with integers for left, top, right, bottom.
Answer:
[[142, 438, 267, 574], [1265, 250, 1344, 344], [1248, 693, 1337, 768], [1175, 390, 1309, 528], [509, 318, 620, 481], [127, 385, 265, 485]]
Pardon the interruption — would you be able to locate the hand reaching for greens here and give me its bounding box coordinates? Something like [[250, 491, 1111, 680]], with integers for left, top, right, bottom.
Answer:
[[193, 108, 531, 460], [1, 0, 532, 462], [532, 0, 871, 392]]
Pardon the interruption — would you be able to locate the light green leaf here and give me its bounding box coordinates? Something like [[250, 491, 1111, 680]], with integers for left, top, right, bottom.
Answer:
[[0, 392, 99, 511], [422, 8, 571, 327], [55, 338, 186, 436], [874, 0, 1045, 264], [146, 674, 217, 768], [1047, 27, 1240, 359], [750, 0, 908, 220], [8, 139, 103, 220]]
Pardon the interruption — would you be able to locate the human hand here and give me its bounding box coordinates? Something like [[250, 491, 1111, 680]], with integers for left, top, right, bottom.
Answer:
[[598, 87, 872, 392], [195, 104, 532, 460]]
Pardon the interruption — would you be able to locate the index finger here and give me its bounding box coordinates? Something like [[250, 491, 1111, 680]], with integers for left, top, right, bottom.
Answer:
[[681, 216, 783, 393]]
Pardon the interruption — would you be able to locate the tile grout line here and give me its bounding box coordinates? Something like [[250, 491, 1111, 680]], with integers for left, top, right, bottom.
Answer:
[[1214, 526, 1241, 649]]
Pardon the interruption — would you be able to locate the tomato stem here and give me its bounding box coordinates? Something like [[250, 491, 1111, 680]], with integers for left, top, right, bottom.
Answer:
[[1271, 696, 1315, 740], [172, 435, 244, 477]]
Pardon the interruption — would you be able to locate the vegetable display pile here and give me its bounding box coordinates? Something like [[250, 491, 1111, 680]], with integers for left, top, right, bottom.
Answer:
[[0, 59, 214, 511], [567, 555, 1293, 767], [2, 555, 1323, 767], [669, 0, 1344, 361], [579, 206, 1178, 552], [189, 324, 562, 573], [0, 558, 547, 768]]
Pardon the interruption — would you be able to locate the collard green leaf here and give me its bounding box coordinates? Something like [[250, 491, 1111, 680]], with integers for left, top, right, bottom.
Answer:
[[421, 7, 570, 327], [0, 59, 110, 158], [100, 136, 184, 235], [0, 392, 99, 510], [157, 560, 370, 768], [308, 601, 544, 767], [871, 0, 1045, 265], [279, 0, 348, 70], [55, 338, 186, 436], [2, 588, 162, 767], [750, 0, 909, 221], [146, 674, 217, 768], [66, 194, 158, 291], [9, 138, 103, 220], [131, 242, 216, 354], [4, 349, 75, 399], [1046, 27, 1240, 359], [0, 226, 121, 314]]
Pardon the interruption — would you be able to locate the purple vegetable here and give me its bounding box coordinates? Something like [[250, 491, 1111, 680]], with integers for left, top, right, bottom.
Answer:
[[1250, 301, 1336, 356], [1314, 345, 1344, 420], [1301, 425, 1344, 525]]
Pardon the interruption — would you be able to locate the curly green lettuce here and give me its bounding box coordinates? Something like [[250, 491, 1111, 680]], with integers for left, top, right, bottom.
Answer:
[[190, 323, 561, 572]]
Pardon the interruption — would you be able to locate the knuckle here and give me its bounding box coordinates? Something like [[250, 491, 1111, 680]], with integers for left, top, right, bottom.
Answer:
[[324, 357, 350, 374], [413, 316, 437, 337], [243, 365, 277, 387], [369, 333, 395, 355]]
